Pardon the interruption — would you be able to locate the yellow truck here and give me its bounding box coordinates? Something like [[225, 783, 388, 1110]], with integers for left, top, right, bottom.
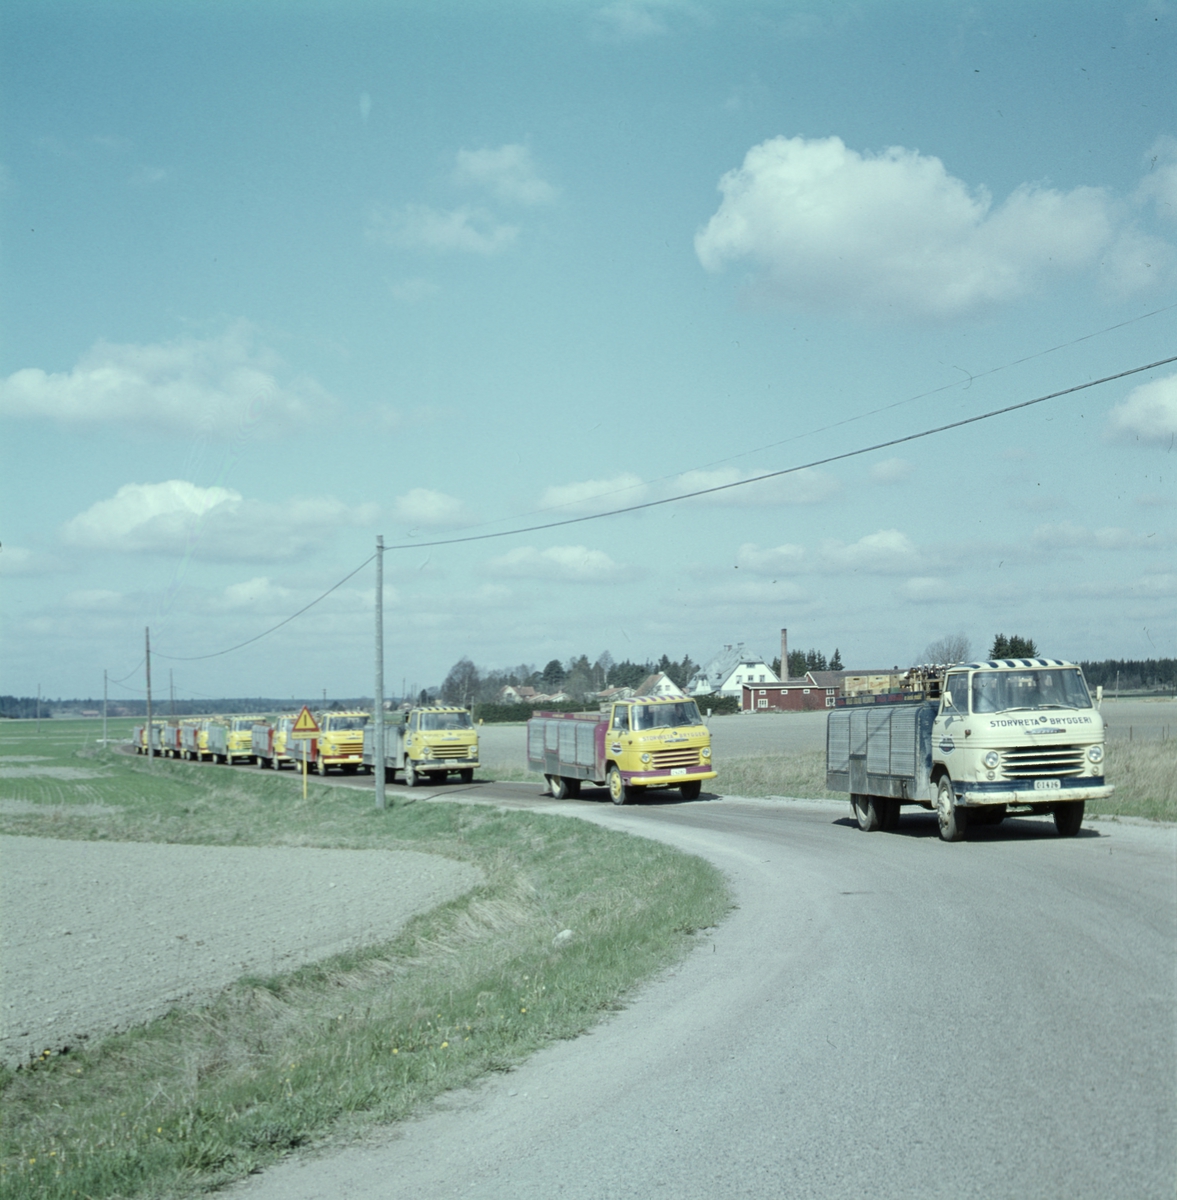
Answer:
[[527, 697, 716, 803], [313, 711, 370, 775], [251, 716, 295, 770], [362, 706, 480, 786], [224, 716, 263, 765]]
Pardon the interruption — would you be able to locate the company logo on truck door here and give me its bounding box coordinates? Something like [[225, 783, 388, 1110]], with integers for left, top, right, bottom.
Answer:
[[939, 736, 955, 754]]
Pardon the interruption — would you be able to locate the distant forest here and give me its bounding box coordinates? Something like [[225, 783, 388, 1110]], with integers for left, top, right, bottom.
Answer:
[[1078, 659, 1177, 691]]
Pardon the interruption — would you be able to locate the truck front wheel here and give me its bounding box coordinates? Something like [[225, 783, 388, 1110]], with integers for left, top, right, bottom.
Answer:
[[607, 766, 630, 806], [936, 778, 967, 842], [317, 756, 329, 776], [404, 760, 419, 787], [679, 780, 702, 800], [1053, 800, 1085, 837]]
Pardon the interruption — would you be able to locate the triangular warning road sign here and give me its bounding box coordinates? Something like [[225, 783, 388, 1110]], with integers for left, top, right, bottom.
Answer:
[[291, 706, 320, 735]]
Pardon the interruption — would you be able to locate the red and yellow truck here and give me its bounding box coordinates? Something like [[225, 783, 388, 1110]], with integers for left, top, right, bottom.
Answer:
[[527, 697, 716, 803]]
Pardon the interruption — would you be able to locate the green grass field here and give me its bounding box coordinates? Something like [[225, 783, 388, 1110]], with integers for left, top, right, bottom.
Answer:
[[0, 720, 730, 1199]]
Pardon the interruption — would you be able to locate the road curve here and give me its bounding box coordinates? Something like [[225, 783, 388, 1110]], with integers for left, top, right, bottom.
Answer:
[[235, 795, 1176, 1199]]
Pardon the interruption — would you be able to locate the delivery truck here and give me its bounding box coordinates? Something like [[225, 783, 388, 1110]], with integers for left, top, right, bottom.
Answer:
[[826, 657, 1111, 840], [527, 697, 716, 803], [362, 706, 480, 786]]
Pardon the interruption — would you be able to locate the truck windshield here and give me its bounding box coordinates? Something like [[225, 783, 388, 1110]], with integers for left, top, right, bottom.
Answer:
[[971, 669, 1092, 713], [421, 712, 473, 731], [632, 701, 703, 731], [326, 716, 369, 731]]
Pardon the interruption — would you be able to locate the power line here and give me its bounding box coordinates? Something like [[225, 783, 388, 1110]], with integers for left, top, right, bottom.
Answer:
[[147, 351, 1174, 664], [108, 658, 145, 685], [382, 353, 1177, 552], [390, 301, 1177, 538], [153, 554, 376, 662]]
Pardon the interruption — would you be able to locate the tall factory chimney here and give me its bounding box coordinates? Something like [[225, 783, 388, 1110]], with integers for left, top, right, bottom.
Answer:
[[780, 628, 788, 681]]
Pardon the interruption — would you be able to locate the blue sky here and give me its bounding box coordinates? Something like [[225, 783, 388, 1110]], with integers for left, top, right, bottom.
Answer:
[[2, 0, 1175, 703]]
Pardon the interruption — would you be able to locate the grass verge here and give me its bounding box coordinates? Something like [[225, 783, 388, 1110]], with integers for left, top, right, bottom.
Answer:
[[1087, 737, 1177, 822], [0, 721, 730, 1199]]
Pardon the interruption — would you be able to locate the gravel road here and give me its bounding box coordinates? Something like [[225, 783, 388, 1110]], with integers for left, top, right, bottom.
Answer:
[[0, 837, 481, 1068], [233, 800, 1177, 1200]]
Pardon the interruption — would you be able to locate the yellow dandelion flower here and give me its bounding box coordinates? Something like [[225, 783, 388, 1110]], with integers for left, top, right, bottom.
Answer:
[[441, 1041, 449, 1049], [520, 1007, 527, 1014]]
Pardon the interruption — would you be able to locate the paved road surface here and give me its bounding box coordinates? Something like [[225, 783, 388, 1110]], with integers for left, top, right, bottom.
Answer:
[[234, 788, 1177, 1200]]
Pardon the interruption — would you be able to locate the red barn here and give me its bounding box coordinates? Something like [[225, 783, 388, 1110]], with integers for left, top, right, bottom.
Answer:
[[741, 671, 843, 712]]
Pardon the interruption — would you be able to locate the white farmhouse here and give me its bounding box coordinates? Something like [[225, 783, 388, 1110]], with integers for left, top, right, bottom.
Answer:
[[688, 643, 779, 698]]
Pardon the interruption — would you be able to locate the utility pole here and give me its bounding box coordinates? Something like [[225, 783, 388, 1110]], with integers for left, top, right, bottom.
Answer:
[[36, 684, 41, 736], [103, 670, 108, 747], [374, 534, 386, 810], [169, 669, 175, 718], [145, 627, 154, 771]]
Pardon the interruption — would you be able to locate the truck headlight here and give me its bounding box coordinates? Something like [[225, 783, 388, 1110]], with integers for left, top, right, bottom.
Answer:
[[1087, 745, 1103, 764], [640, 753, 651, 764], [421, 747, 432, 759], [983, 751, 1000, 770], [701, 747, 711, 759]]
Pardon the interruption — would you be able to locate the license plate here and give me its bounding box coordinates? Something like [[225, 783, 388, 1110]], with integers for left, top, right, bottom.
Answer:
[[1034, 778, 1061, 791], [671, 767, 687, 776]]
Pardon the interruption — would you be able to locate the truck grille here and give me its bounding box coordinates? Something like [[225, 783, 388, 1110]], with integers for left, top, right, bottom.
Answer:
[[432, 744, 475, 760], [1002, 745, 1085, 778], [652, 747, 700, 769]]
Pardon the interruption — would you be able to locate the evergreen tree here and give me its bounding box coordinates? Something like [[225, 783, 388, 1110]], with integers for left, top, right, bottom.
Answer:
[[990, 634, 1038, 658], [830, 648, 843, 670]]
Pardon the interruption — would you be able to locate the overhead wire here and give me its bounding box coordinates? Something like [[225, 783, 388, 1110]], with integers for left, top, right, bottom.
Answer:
[[149, 351, 1175, 663]]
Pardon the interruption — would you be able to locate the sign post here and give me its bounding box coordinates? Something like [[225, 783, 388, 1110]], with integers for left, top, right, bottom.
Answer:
[[290, 706, 321, 801]]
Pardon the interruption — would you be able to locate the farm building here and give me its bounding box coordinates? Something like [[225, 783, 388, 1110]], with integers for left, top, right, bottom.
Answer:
[[741, 670, 845, 712]]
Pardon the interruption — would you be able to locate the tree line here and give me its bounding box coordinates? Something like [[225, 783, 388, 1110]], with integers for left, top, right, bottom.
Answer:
[[439, 651, 701, 707]]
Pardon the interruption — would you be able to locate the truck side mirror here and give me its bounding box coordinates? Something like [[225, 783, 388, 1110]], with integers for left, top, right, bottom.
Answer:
[[1095, 685, 1103, 709]]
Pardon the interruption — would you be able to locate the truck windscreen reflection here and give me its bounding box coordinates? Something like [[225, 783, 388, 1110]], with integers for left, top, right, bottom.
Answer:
[[632, 702, 704, 731], [971, 669, 1092, 713]]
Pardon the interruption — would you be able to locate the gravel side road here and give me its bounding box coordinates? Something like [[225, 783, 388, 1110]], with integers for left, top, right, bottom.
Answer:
[[0, 837, 481, 1068]]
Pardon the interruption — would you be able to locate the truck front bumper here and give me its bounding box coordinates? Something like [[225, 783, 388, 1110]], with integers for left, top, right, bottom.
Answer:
[[959, 783, 1113, 805], [624, 767, 718, 787]]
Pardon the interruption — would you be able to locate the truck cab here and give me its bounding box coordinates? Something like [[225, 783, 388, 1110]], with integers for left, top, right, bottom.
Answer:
[[315, 711, 370, 775], [226, 716, 263, 764], [402, 706, 479, 786], [931, 658, 1112, 838], [605, 698, 716, 802]]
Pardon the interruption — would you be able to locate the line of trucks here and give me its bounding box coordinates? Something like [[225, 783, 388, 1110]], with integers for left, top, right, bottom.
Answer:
[[132, 656, 1110, 839]]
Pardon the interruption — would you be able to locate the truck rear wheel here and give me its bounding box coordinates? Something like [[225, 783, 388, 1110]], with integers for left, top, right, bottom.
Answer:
[[607, 766, 630, 806], [551, 775, 579, 800], [937, 778, 967, 842], [852, 794, 880, 832], [1053, 800, 1085, 837]]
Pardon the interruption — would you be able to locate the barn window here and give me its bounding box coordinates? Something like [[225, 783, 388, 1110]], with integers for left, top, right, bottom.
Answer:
[[803, 688, 810, 695]]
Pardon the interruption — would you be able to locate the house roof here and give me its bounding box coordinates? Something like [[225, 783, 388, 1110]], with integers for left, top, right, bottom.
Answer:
[[689, 643, 775, 691]]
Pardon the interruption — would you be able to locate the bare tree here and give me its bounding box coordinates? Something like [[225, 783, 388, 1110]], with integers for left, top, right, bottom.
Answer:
[[923, 632, 972, 665]]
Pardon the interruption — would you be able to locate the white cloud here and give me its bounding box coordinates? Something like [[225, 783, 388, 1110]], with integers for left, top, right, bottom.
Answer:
[[0, 322, 330, 437], [367, 204, 518, 255], [901, 576, 962, 603], [64, 589, 126, 611], [455, 145, 557, 206], [484, 544, 628, 583], [820, 529, 920, 574], [592, 0, 671, 38], [540, 474, 648, 513], [672, 466, 839, 506], [391, 488, 469, 527], [1138, 136, 1177, 222], [61, 481, 378, 561], [735, 542, 807, 574], [1107, 372, 1177, 443], [870, 457, 914, 485], [1076, 572, 1177, 599], [130, 165, 167, 186], [209, 577, 295, 613], [0, 545, 66, 576], [695, 135, 1132, 320], [1032, 522, 1159, 551], [388, 277, 441, 303]]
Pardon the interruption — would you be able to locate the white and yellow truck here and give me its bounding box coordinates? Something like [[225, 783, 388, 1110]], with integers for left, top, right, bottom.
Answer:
[[826, 657, 1111, 840], [362, 706, 480, 786], [527, 697, 716, 803], [223, 716, 263, 765]]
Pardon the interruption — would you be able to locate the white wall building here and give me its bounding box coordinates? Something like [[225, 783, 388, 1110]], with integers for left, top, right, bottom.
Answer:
[[688, 643, 779, 698]]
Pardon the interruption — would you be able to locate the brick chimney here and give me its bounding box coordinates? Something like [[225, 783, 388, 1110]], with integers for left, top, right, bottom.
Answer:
[[780, 628, 788, 680]]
